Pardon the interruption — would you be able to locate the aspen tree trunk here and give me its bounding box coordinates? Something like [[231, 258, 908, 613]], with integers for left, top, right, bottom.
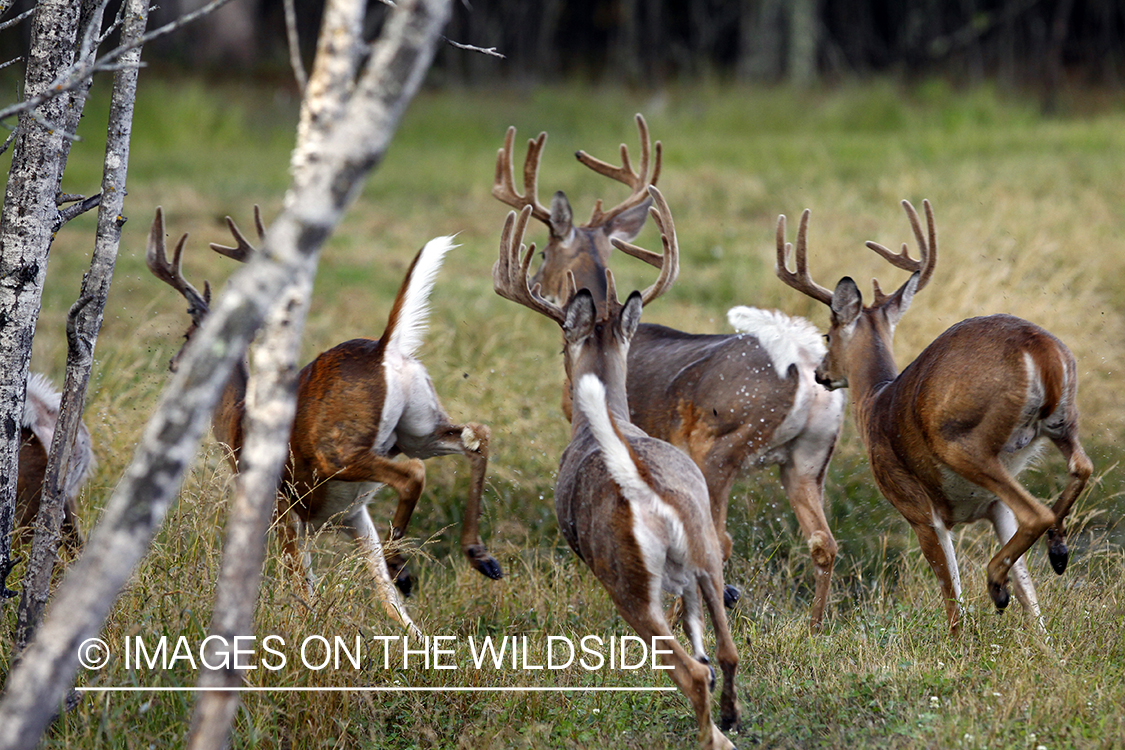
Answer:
[[0, 0, 92, 603], [13, 0, 150, 652]]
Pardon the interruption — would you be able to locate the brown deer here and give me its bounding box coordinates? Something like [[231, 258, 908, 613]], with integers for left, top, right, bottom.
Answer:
[[14, 372, 94, 549], [147, 207, 500, 636], [494, 116, 845, 628], [493, 201, 740, 750], [775, 199, 1093, 634]]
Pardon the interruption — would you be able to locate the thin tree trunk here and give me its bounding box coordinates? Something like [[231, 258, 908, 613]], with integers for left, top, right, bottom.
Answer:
[[0, 0, 86, 604], [187, 0, 365, 744], [788, 0, 818, 86], [12, 0, 149, 653], [0, 1, 451, 748]]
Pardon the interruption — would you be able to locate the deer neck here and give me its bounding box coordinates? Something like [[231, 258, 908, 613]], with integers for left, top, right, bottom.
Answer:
[[847, 315, 901, 437], [566, 347, 631, 436]]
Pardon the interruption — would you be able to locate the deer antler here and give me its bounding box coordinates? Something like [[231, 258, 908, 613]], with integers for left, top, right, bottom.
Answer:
[[493, 206, 573, 324], [610, 186, 679, 306], [775, 209, 833, 306], [146, 207, 211, 324], [865, 199, 937, 302], [210, 205, 266, 262], [492, 127, 552, 225], [577, 113, 663, 229]]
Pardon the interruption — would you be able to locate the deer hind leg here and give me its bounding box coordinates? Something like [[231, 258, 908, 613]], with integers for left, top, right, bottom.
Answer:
[[1043, 432, 1092, 575], [338, 505, 422, 639], [407, 422, 501, 580], [379, 458, 426, 597], [699, 569, 741, 734], [940, 451, 1055, 613], [618, 599, 733, 750], [780, 458, 838, 633], [988, 500, 1043, 629]]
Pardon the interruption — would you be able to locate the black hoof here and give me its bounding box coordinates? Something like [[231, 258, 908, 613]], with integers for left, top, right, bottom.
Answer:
[[697, 656, 715, 691], [723, 584, 741, 609], [988, 580, 1010, 611], [720, 713, 740, 733], [386, 558, 413, 597], [393, 570, 413, 597], [1048, 535, 1069, 575], [473, 555, 503, 581]]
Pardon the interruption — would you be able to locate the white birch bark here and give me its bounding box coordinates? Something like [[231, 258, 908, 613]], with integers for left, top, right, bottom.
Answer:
[[12, 0, 150, 652], [0, 0, 89, 602], [0, 1, 452, 748]]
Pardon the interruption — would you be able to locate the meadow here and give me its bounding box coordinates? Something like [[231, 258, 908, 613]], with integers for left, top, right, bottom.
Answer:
[[2, 76, 1125, 748]]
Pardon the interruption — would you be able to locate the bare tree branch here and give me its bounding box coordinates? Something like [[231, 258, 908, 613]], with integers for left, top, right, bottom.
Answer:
[[282, 0, 308, 94], [0, 7, 33, 32], [442, 36, 504, 58], [53, 193, 102, 231], [0, 0, 239, 124]]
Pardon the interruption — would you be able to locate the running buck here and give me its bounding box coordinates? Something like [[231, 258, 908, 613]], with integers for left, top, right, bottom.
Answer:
[[775, 199, 1093, 634], [494, 116, 845, 628], [148, 207, 500, 636], [494, 202, 740, 750], [14, 372, 94, 549]]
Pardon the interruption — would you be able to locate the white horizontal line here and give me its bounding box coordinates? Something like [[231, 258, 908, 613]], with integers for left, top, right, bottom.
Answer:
[[75, 686, 676, 693]]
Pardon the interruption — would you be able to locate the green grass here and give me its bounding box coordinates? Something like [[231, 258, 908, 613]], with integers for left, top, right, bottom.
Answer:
[[3, 78, 1125, 748]]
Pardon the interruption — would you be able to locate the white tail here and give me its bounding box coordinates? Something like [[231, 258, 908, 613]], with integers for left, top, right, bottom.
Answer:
[[388, 235, 457, 359]]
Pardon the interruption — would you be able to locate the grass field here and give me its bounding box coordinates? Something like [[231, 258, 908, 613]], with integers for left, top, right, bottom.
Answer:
[[3, 76, 1125, 748]]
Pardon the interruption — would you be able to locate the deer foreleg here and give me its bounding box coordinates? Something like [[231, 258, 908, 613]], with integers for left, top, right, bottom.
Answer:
[[780, 461, 838, 632], [339, 505, 422, 639], [458, 424, 502, 579], [911, 519, 964, 635]]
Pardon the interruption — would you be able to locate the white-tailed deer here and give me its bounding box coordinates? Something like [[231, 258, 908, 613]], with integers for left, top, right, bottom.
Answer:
[[494, 204, 740, 750], [14, 372, 94, 549], [148, 207, 500, 636], [494, 116, 845, 629], [775, 199, 1093, 634]]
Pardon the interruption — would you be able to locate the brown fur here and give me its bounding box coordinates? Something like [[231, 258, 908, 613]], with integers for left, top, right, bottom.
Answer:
[[782, 201, 1092, 634], [150, 211, 499, 636]]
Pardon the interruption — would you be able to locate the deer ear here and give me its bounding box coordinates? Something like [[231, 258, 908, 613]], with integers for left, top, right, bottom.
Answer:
[[550, 191, 574, 240], [884, 271, 920, 327], [605, 197, 652, 244], [830, 277, 862, 326], [619, 290, 643, 341], [563, 288, 597, 342]]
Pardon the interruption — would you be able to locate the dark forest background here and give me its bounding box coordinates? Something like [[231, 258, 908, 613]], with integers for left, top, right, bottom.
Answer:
[[117, 1, 1125, 106]]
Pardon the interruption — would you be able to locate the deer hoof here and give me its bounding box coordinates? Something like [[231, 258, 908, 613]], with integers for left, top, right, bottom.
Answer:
[[468, 547, 503, 580], [723, 584, 741, 609], [988, 580, 1010, 611], [1047, 533, 1069, 575], [696, 656, 716, 691], [386, 557, 413, 598]]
